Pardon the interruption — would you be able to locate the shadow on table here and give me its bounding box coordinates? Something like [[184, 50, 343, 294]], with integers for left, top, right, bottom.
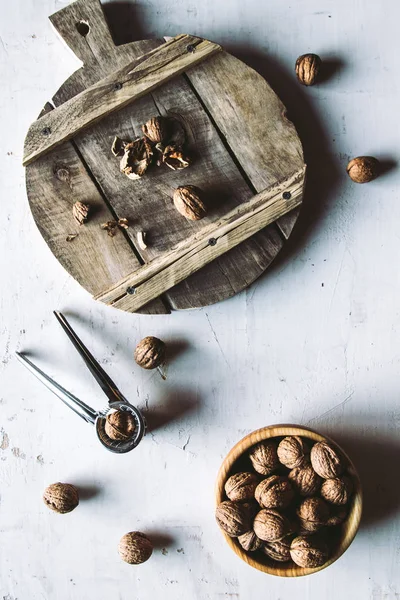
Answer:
[[314, 418, 400, 529], [144, 387, 200, 433]]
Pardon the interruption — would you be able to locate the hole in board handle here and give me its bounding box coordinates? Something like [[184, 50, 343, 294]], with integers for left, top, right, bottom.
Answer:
[[76, 21, 90, 37]]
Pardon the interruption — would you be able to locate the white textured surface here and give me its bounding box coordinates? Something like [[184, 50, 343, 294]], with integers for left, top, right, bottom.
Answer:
[[1, 1, 400, 598]]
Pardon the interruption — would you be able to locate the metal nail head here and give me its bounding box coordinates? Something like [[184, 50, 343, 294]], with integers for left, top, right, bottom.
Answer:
[[114, 82, 123, 91], [42, 127, 52, 136], [282, 191, 291, 200], [208, 238, 217, 247], [187, 44, 196, 53], [126, 286, 136, 295]]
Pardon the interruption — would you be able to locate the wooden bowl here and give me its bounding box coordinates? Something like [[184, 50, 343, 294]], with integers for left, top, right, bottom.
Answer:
[[215, 424, 362, 577]]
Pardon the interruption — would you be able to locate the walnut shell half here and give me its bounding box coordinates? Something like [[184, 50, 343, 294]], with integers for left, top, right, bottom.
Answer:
[[248, 440, 280, 476], [290, 535, 329, 568], [310, 442, 344, 479], [277, 436, 310, 469], [254, 475, 294, 509], [173, 185, 207, 221], [142, 116, 169, 145], [225, 472, 260, 502], [253, 509, 292, 543], [120, 138, 153, 180]]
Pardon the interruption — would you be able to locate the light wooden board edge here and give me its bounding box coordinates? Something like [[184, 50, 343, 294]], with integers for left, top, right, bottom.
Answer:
[[94, 168, 305, 311], [215, 424, 363, 578], [23, 34, 221, 166]]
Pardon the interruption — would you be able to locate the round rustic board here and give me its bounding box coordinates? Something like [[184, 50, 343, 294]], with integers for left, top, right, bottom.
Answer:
[[25, 0, 305, 314]]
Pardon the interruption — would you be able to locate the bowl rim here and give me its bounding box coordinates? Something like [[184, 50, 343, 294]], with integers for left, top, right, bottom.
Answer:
[[215, 424, 363, 577]]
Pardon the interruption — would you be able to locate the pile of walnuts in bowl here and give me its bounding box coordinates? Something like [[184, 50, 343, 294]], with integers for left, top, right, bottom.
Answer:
[[215, 436, 355, 569]]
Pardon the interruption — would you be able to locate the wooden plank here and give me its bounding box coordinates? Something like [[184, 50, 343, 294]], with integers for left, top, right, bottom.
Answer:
[[23, 34, 221, 166], [25, 113, 168, 315], [186, 52, 306, 238], [95, 168, 304, 311]]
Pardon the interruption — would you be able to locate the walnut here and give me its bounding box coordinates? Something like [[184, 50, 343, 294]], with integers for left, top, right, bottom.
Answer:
[[134, 336, 166, 370], [262, 537, 292, 562], [215, 501, 253, 537], [290, 536, 329, 568], [253, 509, 292, 542], [105, 410, 136, 441], [295, 53, 321, 86], [347, 156, 379, 183], [118, 532, 153, 564], [288, 463, 321, 497], [72, 201, 90, 225], [254, 475, 294, 509], [277, 436, 309, 469], [310, 442, 344, 479], [43, 482, 79, 514], [163, 145, 191, 170], [142, 116, 169, 145], [321, 476, 353, 505], [326, 506, 348, 527], [238, 530, 262, 552], [248, 440, 280, 476], [120, 138, 153, 180], [101, 220, 118, 237], [297, 497, 329, 532], [173, 185, 207, 221], [225, 472, 259, 502]]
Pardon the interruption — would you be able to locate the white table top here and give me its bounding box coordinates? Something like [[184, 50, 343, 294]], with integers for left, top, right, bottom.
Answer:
[[1, 0, 399, 598]]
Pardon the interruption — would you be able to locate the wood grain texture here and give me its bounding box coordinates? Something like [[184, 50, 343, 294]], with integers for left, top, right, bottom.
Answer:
[[23, 34, 221, 166], [186, 52, 305, 238], [25, 106, 167, 315], [95, 168, 305, 311], [25, 0, 305, 312], [216, 425, 362, 578]]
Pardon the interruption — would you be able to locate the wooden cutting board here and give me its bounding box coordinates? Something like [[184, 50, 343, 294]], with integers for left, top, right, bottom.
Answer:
[[24, 0, 306, 315]]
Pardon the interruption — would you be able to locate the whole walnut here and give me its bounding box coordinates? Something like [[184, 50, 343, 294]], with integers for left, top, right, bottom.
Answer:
[[215, 501, 253, 537], [253, 509, 292, 543], [297, 497, 329, 532], [262, 537, 292, 562], [134, 336, 166, 370], [277, 436, 309, 469], [238, 530, 262, 552], [105, 410, 136, 441], [142, 116, 169, 145], [295, 53, 321, 86], [254, 475, 294, 510], [321, 476, 353, 505], [43, 482, 79, 514], [310, 441, 344, 479], [326, 506, 348, 527], [173, 185, 207, 221], [288, 463, 321, 497], [118, 532, 153, 564], [347, 156, 379, 183], [225, 472, 259, 502], [290, 536, 329, 568], [248, 440, 280, 476], [72, 201, 90, 225]]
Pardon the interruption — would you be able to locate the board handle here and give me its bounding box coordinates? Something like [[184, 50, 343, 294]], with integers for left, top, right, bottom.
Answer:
[[49, 0, 118, 70]]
